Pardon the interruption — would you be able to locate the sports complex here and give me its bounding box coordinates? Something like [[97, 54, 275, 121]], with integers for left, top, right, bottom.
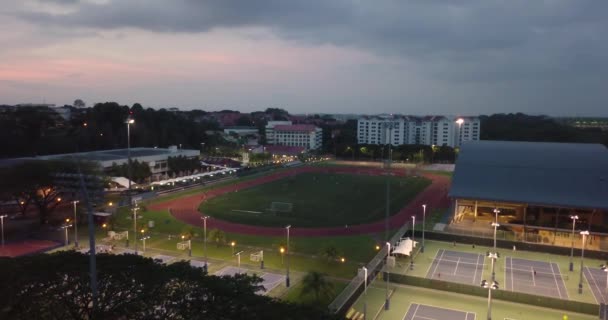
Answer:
[[50, 140, 608, 320]]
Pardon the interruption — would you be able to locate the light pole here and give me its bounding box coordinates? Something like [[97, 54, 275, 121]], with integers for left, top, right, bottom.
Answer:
[[202, 216, 209, 272], [126, 118, 134, 231], [411, 216, 416, 243], [0, 214, 8, 247], [491, 222, 499, 281], [132, 206, 139, 253], [236, 250, 244, 269], [456, 118, 464, 147], [72, 200, 79, 248], [362, 266, 368, 320], [182, 235, 192, 257], [385, 241, 391, 310], [601, 265, 608, 290], [569, 215, 579, 272], [286, 225, 291, 287], [62, 224, 73, 246], [481, 264, 499, 320], [421, 204, 426, 253], [141, 235, 150, 253], [579, 230, 590, 294]]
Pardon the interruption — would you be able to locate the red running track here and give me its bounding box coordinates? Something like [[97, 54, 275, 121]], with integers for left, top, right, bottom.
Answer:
[[148, 166, 451, 237]]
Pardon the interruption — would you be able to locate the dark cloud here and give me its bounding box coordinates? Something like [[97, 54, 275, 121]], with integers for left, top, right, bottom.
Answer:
[[8, 0, 608, 115]]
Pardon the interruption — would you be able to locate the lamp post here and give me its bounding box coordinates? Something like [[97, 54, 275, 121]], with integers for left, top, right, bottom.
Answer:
[[235, 251, 244, 269], [601, 265, 608, 290], [72, 200, 79, 248], [362, 266, 368, 320], [0, 214, 7, 247], [202, 216, 209, 272], [579, 230, 590, 294], [132, 206, 139, 253], [385, 241, 391, 310], [62, 224, 73, 246], [569, 215, 579, 272], [411, 216, 416, 243], [1, 214, 8, 247], [456, 118, 464, 147], [141, 236, 150, 253], [286, 225, 291, 287], [126, 118, 134, 235], [481, 258, 499, 320], [491, 222, 499, 281], [421, 204, 426, 253]]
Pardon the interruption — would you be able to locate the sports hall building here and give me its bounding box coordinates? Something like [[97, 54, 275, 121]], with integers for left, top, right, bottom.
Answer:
[[448, 141, 608, 250]]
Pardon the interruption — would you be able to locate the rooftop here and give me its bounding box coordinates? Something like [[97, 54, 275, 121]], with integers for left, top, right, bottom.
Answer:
[[273, 124, 317, 132], [449, 141, 608, 209]]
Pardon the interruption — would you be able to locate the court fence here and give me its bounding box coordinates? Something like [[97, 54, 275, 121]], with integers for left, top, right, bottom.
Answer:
[[328, 221, 412, 314], [388, 273, 599, 316]]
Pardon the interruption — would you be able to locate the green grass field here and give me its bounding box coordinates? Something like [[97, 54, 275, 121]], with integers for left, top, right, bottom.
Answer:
[[199, 173, 431, 228]]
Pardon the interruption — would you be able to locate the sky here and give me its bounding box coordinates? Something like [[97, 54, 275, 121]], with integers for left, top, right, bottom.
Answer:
[[1, 0, 607, 116]]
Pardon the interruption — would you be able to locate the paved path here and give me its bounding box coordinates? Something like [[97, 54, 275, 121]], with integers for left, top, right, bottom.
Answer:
[[149, 166, 450, 237]]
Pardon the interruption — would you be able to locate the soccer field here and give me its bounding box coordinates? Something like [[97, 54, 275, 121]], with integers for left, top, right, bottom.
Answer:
[[199, 172, 431, 228]]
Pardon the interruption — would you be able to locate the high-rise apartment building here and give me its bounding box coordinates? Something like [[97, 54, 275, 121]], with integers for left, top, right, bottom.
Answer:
[[357, 115, 480, 147], [265, 121, 323, 150]]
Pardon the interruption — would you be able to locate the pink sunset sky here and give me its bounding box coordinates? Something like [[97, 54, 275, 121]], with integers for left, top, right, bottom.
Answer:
[[1, 0, 607, 116]]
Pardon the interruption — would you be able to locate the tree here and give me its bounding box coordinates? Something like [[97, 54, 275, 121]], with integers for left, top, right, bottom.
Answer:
[[207, 228, 226, 247], [299, 271, 335, 303], [73, 99, 86, 108], [0, 251, 338, 320], [321, 245, 340, 263]]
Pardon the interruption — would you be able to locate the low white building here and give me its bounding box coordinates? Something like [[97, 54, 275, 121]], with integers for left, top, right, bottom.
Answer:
[[265, 121, 322, 150], [357, 115, 480, 148]]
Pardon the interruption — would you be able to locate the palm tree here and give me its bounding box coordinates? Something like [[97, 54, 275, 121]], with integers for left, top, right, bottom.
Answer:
[[300, 271, 335, 303]]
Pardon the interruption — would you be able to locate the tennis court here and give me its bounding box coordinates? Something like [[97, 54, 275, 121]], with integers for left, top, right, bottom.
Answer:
[[503, 257, 568, 300], [425, 249, 486, 285], [402, 303, 475, 320], [584, 266, 608, 304], [214, 266, 284, 295]]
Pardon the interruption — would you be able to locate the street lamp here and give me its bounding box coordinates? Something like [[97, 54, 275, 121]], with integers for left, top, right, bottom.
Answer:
[[280, 247, 285, 265], [421, 204, 427, 253], [235, 250, 244, 269], [579, 230, 590, 294], [62, 224, 73, 246], [569, 215, 579, 271], [491, 222, 499, 281], [362, 266, 368, 320], [132, 205, 140, 253], [385, 241, 391, 310], [201, 216, 209, 272], [0, 214, 8, 247], [141, 235, 150, 253], [231, 241, 236, 255], [126, 117, 135, 241], [182, 235, 192, 257], [72, 200, 79, 248], [456, 118, 464, 147], [286, 225, 291, 287], [480, 276, 499, 320], [601, 265, 608, 290]]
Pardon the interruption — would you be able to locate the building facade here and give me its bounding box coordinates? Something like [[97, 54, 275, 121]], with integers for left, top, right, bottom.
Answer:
[[265, 121, 322, 150], [357, 115, 480, 147]]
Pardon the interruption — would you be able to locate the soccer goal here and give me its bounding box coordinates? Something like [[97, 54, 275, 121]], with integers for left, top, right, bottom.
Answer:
[[177, 241, 190, 250], [270, 202, 293, 214], [112, 231, 128, 240], [250, 250, 264, 262]]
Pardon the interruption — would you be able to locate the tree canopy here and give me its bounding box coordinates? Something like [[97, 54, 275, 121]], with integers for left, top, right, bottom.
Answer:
[[0, 251, 339, 320]]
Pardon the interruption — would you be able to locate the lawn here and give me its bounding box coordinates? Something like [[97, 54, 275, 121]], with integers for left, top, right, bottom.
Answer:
[[199, 173, 431, 228]]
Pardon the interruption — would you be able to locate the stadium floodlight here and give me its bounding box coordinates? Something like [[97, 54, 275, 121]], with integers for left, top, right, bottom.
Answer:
[[579, 230, 590, 294], [1, 214, 8, 247], [569, 215, 579, 271]]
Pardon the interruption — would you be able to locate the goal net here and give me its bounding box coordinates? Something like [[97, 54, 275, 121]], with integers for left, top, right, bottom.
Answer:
[[250, 250, 263, 262], [111, 231, 128, 240], [177, 241, 189, 250], [270, 202, 293, 214]]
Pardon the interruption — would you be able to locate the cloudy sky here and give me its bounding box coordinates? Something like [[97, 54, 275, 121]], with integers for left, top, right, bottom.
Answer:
[[1, 0, 607, 116]]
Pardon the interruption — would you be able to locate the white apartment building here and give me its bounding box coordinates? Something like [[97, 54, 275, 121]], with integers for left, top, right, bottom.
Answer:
[[265, 121, 323, 150], [357, 115, 480, 147]]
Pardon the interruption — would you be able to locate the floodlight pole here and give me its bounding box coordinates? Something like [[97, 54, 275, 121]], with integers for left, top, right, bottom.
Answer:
[[491, 222, 499, 281], [126, 118, 134, 244], [133, 206, 139, 254], [188, 239, 192, 257], [579, 230, 589, 294], [493, 208, 500, 252], [73, 200, 79, 248], [421, 204, 426, 253], [362, 266, 368, 320], [569, 215, 579, 272], [202, 216, 209, 272], [286, 225, 291, 288], [385, 241, 391, 310], [0, 215, 7, 247]]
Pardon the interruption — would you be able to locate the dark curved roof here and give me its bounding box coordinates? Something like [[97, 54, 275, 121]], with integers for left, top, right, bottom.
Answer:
[[449, 141, 608, 209]]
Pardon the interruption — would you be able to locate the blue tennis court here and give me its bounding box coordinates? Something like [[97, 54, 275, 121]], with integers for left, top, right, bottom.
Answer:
[[403, 303, 475, 320], [214, 266, 284, 295]]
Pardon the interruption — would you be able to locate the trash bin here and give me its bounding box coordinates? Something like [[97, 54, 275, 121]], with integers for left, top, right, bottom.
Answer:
[[148, 220, 155, 228]]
